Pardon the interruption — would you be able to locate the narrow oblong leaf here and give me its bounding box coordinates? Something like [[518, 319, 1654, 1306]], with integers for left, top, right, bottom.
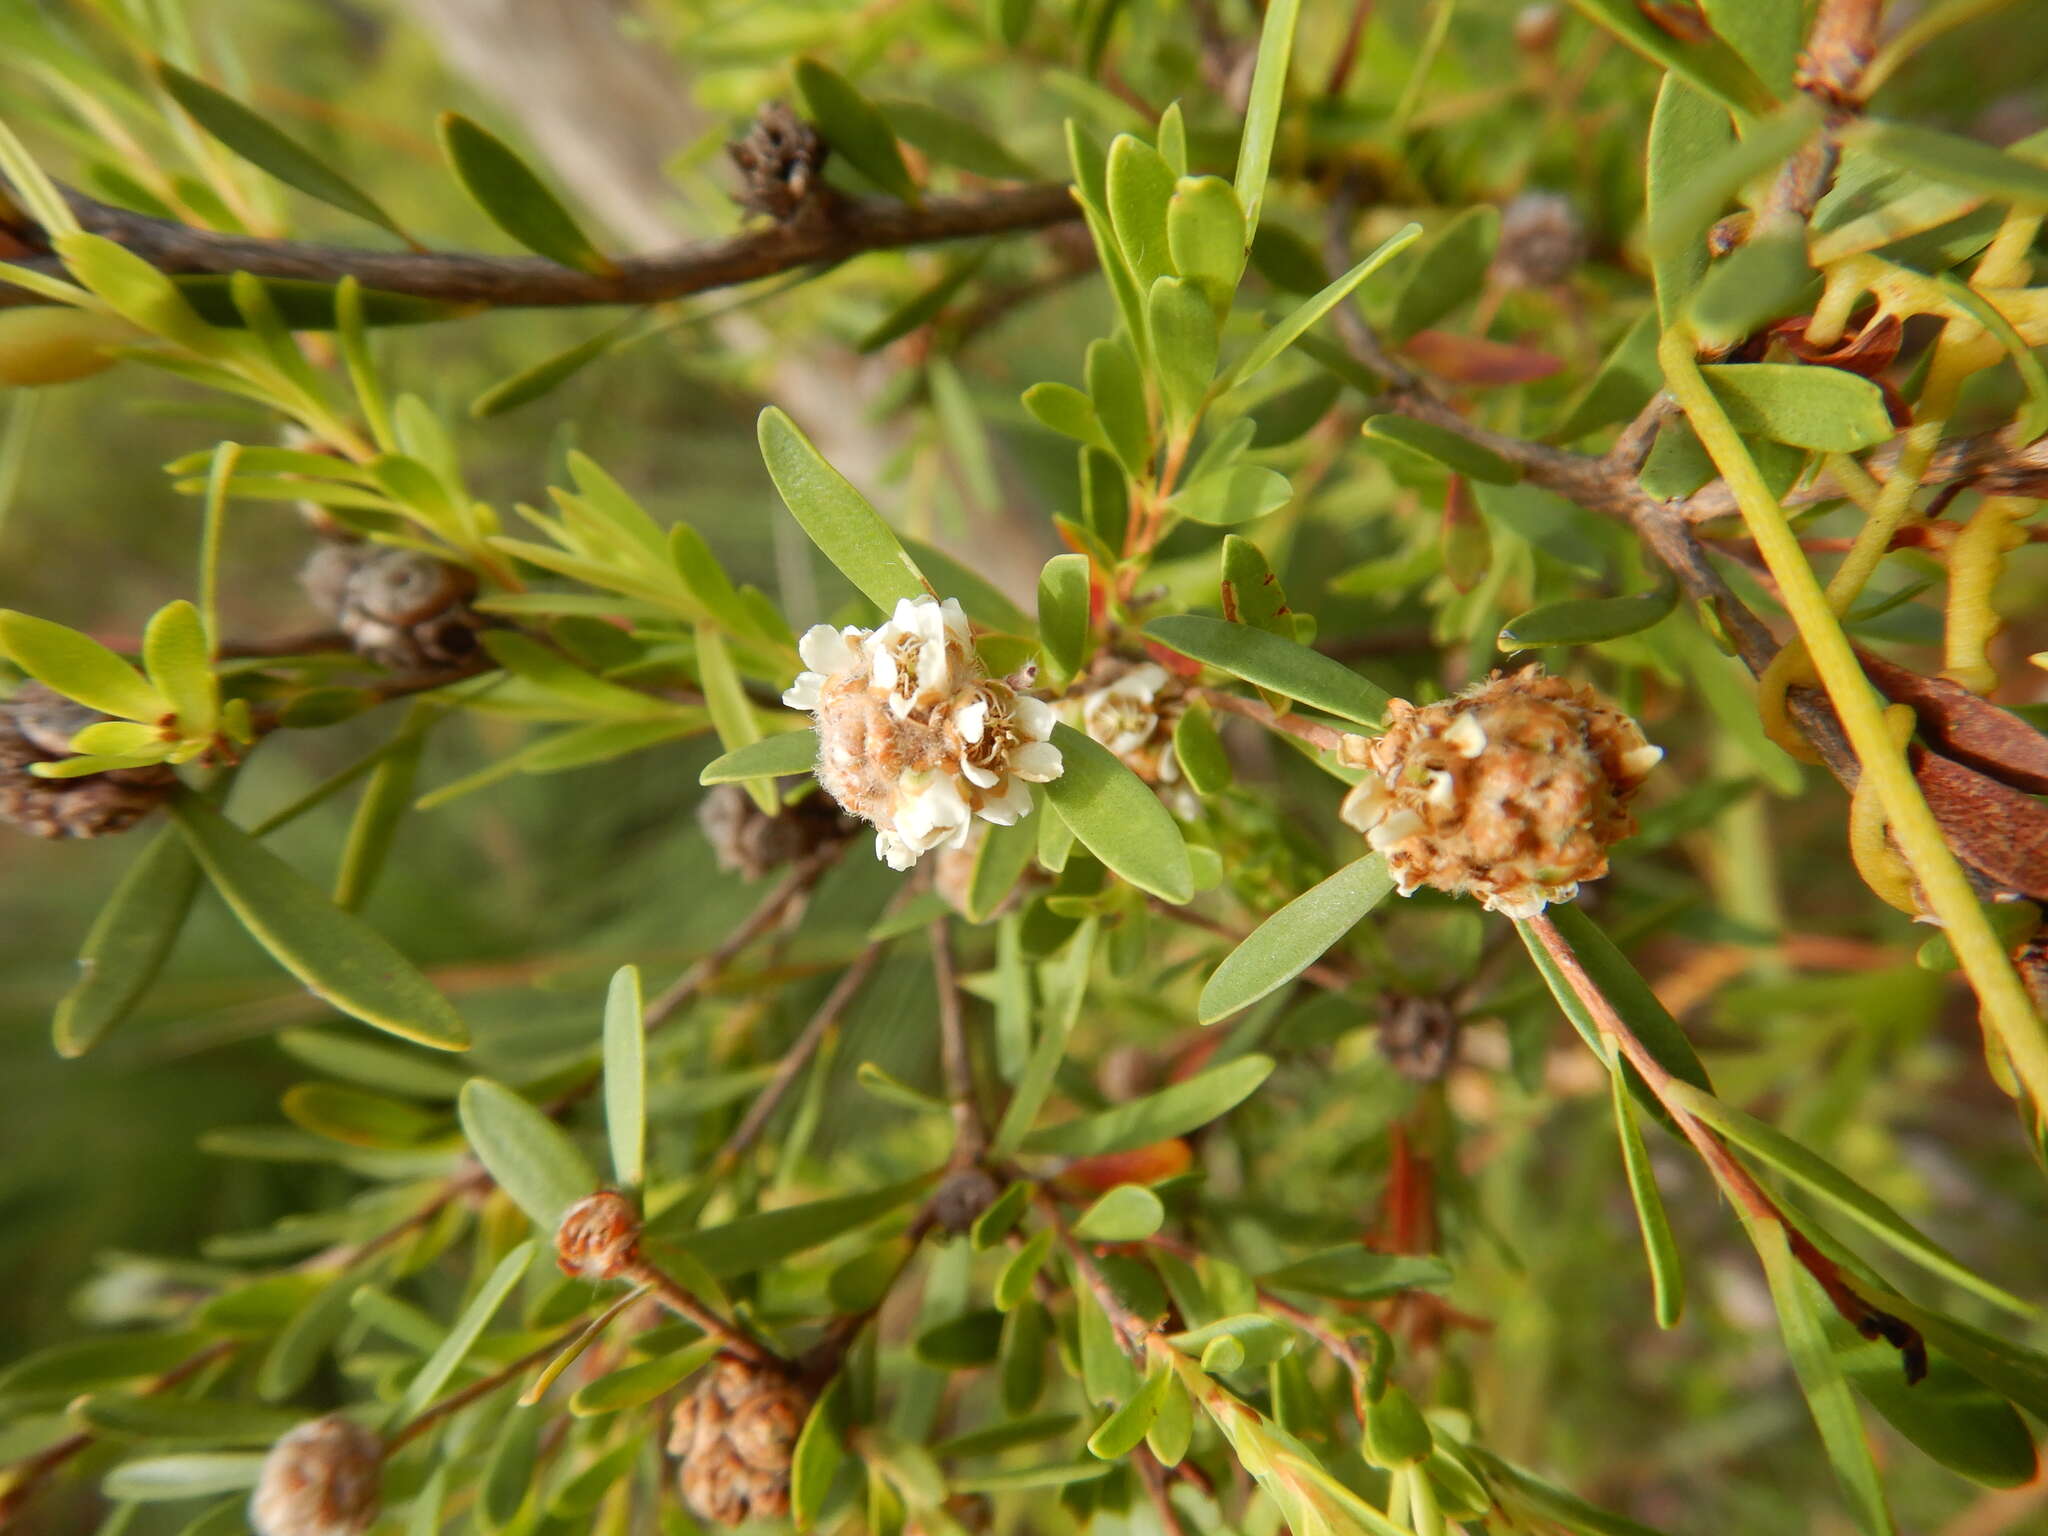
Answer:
[[1361, 415, 1519, 484], [1232, 0, 1304, 235], [699, 731, 817, 785], [1563, 0, 1775, 115], [0, 610, 164, 721], [1073, 1184, 1165, 1242], [76, 1395, 301, 1445], [395, 1239, 536, 1425], [656, 1176, 931, 1272], [795, 59, 918, 202], [102, 1454, 267, 1502], [1199, 855, 1391, 1023], [758, 407, 927, 612], [1229, 224, 1422, 389], [603, 965, 646, 1190], [1087, 1361, 1171, 1459], [52, 827, 200, 1057], [1386, 206, 1498, 342], [1646, 77, 1734, 324], [1042, 723, 1194, 904], [167, 793, 468, 1051], [1498, 581, 1678, 650], [1259, 1246, 1450, 1300], [1037, 553, 1090, 685], [1172, 699, 1230, 795], [1168, 464, 1293, 526], [1149, 277, 1219, 428], [569, 1338, 719, 1417], [438, 113, 612, 274], [1697, 363, 1893, 451], [1021, 1053, 1273, 1157], [154, 63, 406, 238], [1610, 1062, 1684, 1328], [457, 1080, 598, 1232], [1106, 135, 1176, 290], [1853, 118, 2048, 208], [1144, 614, 1389, 725], [1167, 176, 1247, 306]]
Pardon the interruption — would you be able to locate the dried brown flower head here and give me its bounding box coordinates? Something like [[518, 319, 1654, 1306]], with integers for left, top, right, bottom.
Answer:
[[729, 102, 828, 222], [248, 1417, 383, 1536], [0, 684, 175, 840], [1493, 192, 1587, 289], [668, 1358, 812, 1525], [929, 1167, 1001, 1235], [555, 1190, 642, 1279], [1379, 994, 1461, 1082], [1339, 666, 1660, 919], [300, 545, 483, 672], [697, 782, 851, 881]]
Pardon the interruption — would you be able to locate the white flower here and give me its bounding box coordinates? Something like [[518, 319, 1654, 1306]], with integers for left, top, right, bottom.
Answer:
[[1068, 661, 1197, 818], [781, 594, 1063, 870]]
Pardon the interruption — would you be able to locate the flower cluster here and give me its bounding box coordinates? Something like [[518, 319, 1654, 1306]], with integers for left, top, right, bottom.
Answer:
[[1339, 666, 1661, 919], [1067, 660, 1197, 818], [667, 1359, 810, 1525], [784, 595, 1062, 870], [249, 1417, 383, 1536]]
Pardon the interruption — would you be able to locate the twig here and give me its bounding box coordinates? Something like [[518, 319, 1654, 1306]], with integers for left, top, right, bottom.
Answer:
[[1195, 687, 1351, 754], [0, 184, 1081, 313], [619, 1254, 777, 1366], [386, 1327, 583, 1450], [643, 848, 839, 1035], [929, 919, 988, 1163], [1039, 1191, 1155, 1360]]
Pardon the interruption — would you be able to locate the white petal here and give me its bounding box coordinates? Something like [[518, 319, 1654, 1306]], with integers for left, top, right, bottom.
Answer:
[[1425, 769, 1456, 810], [939, 598, 971, 644], [1367, 808, 1423, 852], [1123, 663, 1169, 699], [954, 696, 989, 745], [960, 758, 999, 788], [1010, 740, 1063, 781], [1623, 743, 1664, 778], [877, 831, 917, 870], [1488, 890, 1549, 920], [1443, 713, 1488, 759], [798, 624, 860, 676], [871, 644, 899, 694], [1338, 778, 1389, 833], [978, 777, 1033, 825], [782, 674, 824, 711], [1011, 695, 1055, 739]]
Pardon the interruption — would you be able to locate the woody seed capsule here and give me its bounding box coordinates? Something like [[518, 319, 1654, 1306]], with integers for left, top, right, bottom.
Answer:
[[0, 684, 175, 841], [668, 1358, 812, 1526], [1339, 666, 1660, 920], [555, 1190, 642, 1279], [249, 1417, 383, 1536]]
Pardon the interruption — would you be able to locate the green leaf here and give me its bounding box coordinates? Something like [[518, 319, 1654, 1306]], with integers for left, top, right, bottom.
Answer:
[[971, 1181, 1030, 1250], [1361, 415, 1519, 484], [1088, 1360, 1171, 1458], [1853, 118, 2048, 207], [1147, 1375, 1194, 1464], [967, 813, 1040, 924], [568, 1338, 719, 1417], [917, 1309, 1006, 1368], [603, 965, 646, 1190], [1167, 176, 1248, 308], [697, 625, 776, 816], [1149, 277, 1219, 429], [1037, 553, 1091, 686], [471, 321, 629, 419], [52, 827, 200, 1057], [1661, 1080, 2036, 1319], [141, 600, 214, 740], [1647, 99, 1821, 266], [995, 1228, 1055, 1312], [1824, 1314, 2038, 1490], [1645, 78, 1734, 325], [1167, 464, 1292, 526], [1107, 135, 1177, 290], [1542, 905, 1715, 1092], [1498, 580, 1678, 650], [859, 248, 992, 354], [1610, 1062, 1684, 1328], [879, 101, 1038, 181], [1547, 312, 1661, 442], [661, 1176, 931, 1273], [934, 1413, 1081, 1460], [1748, 1219, 1896, 1536], [1000, 1300, 1050, 1414], [1690, 224, 1815, 348], [1386, 206, 1498, 342], [0, 1331, 211, 1396], [1228, 224, 1422, 389], [699, 730, 817, 785], [791, 1376, 852, 1527], [758, 407, 927, 611], [333, 710, 428, 914], [276, 1029, 466, 1100], [1086, 336, 1152, 479], [437, 113, 612, 274], [1169, 1313, 1294, 1371], [260, 1265, 366, 1401], [482, 1405, 542, 1527], [1074, 1184, 1166, 1242], [1023, 381, 1109, 449], [795, 59, 918, 202], [76, 1395, 301, 1445], [167, 793, 468, 1050], [1258, 1246, 1451, 1301], [1698, 363, 1893, 451], [1232, 0, 1303, 236], [458, 1080, 597, 1232], [282, 1082, 442, 1148], [1198, 856, 1389, 1023], [1144, 614, 1388, 725], [1562, 0, 1775, 115], [1022, 1053, 1273, 1157], [992, 920, 1095, 1157], [102, 1454, 267, 1502], [1042, 723, 1194, 903], [395, 1239, 536, 1425], [0, 610, 164, 721], [154, 63, 406, 238], [1172, 699, 1230, 796]]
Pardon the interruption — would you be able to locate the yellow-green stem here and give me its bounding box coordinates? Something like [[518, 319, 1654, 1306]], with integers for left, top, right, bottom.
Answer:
[[1659, 328, 2048, 1107]]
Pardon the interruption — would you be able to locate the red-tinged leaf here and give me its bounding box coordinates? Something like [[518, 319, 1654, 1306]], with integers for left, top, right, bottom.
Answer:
[[1771, 311, 1904, 379], [1440, 477, 1490, 594], [1910, 747, 2048, 901], [1056, 1139, 1195, 1194], [1143, 640, 1204, 680], [1860, 651, 2048, 794], [1401, 330, 1562, 385]]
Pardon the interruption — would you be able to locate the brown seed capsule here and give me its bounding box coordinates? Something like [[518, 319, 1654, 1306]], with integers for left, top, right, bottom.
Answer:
[[301, 545, 483, 672], [728, 102, 829, 222], [1511, 3, 1563, 52], [696, 782, 851, 882], [0, 684, 174, 841], [1378, 994, 1461, 1083], [929, 1167, 1002, 1236], [1338, 666, 1661, 920], [555, 1190, 642, 1279], [1492, 192, 1587, 289], [248, 1417, 383, 1536], [668, 1358, 812, 1526]]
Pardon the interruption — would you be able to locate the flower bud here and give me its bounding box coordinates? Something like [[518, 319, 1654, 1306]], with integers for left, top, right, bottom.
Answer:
[[668, 1359, 812, 1526], [554, 1190, 642, 1279], [248, 1417, 383, 1536], [1339, 666, 1660, 920], [929, 1167, 1001, 1235], [0, 309, 138, 386], [0, 684, 174, 841]]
